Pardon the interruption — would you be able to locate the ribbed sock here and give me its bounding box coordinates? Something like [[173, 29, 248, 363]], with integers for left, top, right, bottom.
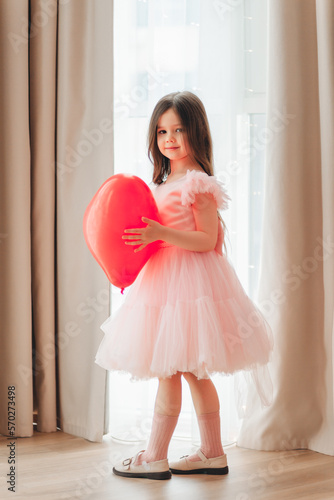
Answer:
[[135, 412, 179, 465], [188, 410, 224, 462]]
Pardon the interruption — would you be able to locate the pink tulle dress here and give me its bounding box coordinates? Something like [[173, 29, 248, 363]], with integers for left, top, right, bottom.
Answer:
[[95, 170, 273, 383]]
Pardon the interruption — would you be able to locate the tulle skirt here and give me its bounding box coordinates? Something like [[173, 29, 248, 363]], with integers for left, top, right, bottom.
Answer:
[[95, 246, 273, 384]]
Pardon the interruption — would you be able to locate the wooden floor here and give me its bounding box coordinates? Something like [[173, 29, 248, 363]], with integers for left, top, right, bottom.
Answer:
[[0, 431, 333, 500]]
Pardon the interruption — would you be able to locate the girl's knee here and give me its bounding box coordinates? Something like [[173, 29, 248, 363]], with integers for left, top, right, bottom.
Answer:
[[158, 372, 182, 384], [181, 372, 197, 384], [182, 372, 212, 386]]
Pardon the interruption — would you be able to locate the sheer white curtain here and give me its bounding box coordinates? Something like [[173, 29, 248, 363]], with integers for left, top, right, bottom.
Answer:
[[108, 0, 268, 446]]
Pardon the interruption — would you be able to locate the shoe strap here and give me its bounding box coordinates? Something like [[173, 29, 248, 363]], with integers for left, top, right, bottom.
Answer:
[[123, 450, 145, 470], [196, 449, 211, 464]]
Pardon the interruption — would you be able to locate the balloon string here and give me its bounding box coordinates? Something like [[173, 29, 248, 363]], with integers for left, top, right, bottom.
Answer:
[[121, 288, 125, 295]]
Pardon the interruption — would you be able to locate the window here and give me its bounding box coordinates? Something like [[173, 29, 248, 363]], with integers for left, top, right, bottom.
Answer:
[[109, 0, 268, 445]]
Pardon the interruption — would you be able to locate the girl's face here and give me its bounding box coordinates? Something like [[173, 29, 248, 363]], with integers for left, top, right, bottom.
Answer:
[[156, 108, 190, 163]]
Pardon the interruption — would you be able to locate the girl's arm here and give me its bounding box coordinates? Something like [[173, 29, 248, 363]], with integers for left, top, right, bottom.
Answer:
[[123, 193, 219, 253]]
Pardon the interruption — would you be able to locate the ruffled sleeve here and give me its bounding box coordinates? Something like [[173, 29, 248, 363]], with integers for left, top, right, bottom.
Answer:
[[181, 170, 230, 210]]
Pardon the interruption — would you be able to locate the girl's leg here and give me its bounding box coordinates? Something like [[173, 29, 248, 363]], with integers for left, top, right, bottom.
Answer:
[[135, 372, 182, 465], [182, 372, 224, 461]]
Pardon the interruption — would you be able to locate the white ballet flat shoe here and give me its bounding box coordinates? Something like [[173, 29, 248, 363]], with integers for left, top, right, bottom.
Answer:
[[169, 448, 229, 475], [113, 450, 172, 480]]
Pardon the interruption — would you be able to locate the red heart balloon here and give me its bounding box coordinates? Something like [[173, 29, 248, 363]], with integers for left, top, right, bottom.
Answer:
[[83, 174, 161, 289]]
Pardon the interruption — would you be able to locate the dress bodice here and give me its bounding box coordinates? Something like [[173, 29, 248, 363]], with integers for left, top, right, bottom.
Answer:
[[151, 170, 230, 251], [152, 176, 197, 231]]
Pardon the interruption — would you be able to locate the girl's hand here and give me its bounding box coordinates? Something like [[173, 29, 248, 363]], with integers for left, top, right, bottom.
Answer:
[[122, 217, 164, 253]]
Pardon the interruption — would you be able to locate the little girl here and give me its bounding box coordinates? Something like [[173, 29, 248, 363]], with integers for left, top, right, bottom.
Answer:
[[95, 91, 273, 480]]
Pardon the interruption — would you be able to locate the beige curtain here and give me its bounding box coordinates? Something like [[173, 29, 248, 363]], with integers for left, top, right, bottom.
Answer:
[[238, 0, 334, 455], [0, 0, 113, 442]]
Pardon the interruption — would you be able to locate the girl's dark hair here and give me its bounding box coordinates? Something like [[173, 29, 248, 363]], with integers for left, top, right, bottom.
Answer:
[[147, 91, 228, 255], [148, 91, 214, 185]]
